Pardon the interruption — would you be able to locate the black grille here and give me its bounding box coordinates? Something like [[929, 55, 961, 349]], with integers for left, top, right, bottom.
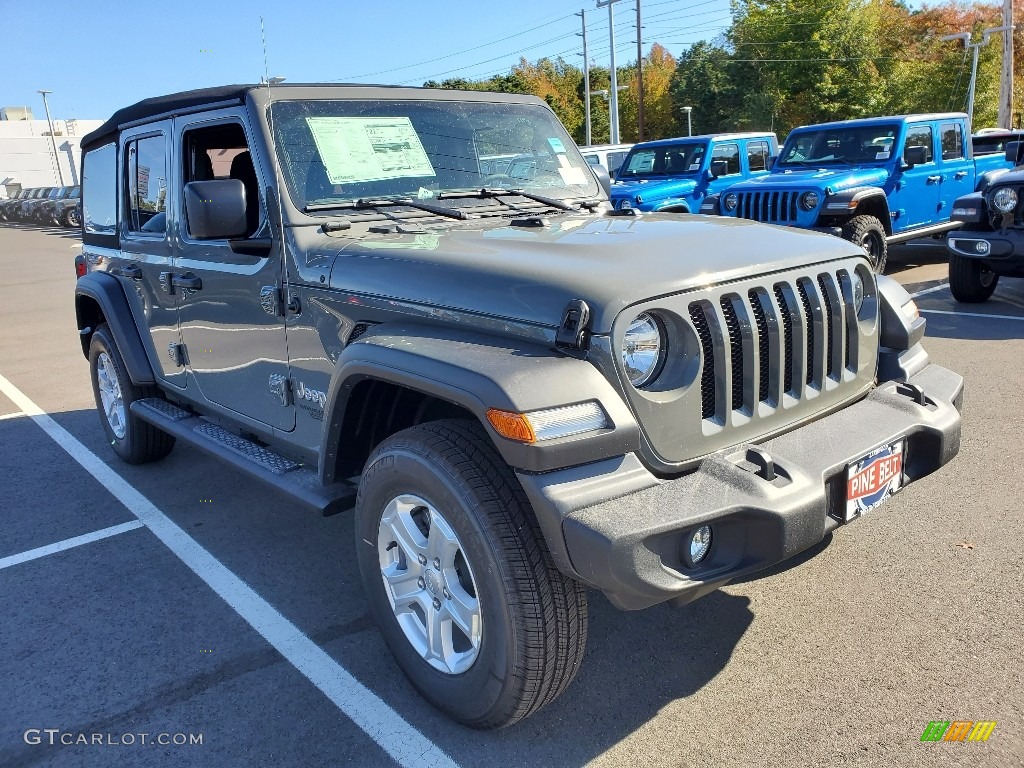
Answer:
[[720, 297, 744, 411], [774, 285, 794, 394], [796, 280, 815, 384], [839, 270, 852, 367], [348, 323, 372, 343], [749, 289, 770, 402], [689, 303, 717, 419], [737, 190, 799, 223], [818, 275, 837, 378]]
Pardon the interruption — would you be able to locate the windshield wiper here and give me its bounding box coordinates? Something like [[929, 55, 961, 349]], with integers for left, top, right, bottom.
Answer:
[[439, 187, 577, 212], [305, 197, 468, 220]]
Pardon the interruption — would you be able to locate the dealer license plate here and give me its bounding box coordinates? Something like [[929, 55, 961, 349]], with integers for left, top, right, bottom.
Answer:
[[845, 440, 905, 521]]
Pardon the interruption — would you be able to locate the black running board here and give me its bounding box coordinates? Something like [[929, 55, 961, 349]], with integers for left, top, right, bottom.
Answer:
[[886, 221, 960, 244], [130, 398, 356, 516]]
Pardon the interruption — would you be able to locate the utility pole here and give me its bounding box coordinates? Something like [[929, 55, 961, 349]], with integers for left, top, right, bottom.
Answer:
[[999, 0, 1014, 129], [37, 90, 65, 186], [943, 26, 1014, 129], [597, 0, 625, 144], [634, 0, 643, 141], [577, 10, 592, 146]]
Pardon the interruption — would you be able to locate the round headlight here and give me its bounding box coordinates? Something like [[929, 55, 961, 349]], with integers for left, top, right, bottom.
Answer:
[[622, 312, 664, 388], [801, 190, 820, 210], [992, 186, 1018, 212], [852, 271, 865, 314], [619, 198, 632, 210], [723, 192, 738, 212]]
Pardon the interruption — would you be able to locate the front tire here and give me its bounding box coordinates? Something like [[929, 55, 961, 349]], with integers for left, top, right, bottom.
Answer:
[[842, 214, 888, 273], [949, 252, 998, 302], [88, 324, 175, 464], [355, 420, 588, 729], [65, 207, 81, 228]]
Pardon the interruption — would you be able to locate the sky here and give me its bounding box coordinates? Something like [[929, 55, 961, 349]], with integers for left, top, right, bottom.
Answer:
[[2, 0, 736, 122]]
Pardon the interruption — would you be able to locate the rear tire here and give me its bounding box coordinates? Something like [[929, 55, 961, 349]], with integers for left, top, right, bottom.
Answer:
[[65, 207, 81, 228], [841, 214, 888, 273], [949, 252, 998, 302], [355, 419, 588, 729], [88, 324, 175, 464]]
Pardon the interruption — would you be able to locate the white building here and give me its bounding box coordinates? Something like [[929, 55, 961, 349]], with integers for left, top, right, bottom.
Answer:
[[0, 113, 103, 198]]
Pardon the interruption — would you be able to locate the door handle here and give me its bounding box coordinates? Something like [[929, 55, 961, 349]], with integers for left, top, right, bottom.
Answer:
[[926, 175, 942, 184], [954, 170, 969, 179], [119, 264, 142, 280], [171, 272, 202, 290]]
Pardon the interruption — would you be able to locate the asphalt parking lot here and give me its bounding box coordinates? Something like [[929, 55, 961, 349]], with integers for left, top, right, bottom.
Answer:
[[0, 224, 1022, 768]]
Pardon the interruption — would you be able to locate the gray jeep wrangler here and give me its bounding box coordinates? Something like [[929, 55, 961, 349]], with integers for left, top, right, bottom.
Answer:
[[74, 84, 964, 729]]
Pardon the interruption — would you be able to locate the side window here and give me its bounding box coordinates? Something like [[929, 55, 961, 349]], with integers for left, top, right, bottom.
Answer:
[[181, 122, 259, 240], [712, 143, 740, 175], [124, 134, 167, 234], [905, 125, 934, 163], [83, 143, 117, 236], [747, 141, 770, 172], [940, 122, 964, 160], [608, 151, 628, 172]]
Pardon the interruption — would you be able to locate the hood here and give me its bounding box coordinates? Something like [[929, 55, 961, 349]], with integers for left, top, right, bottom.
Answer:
[[610, 177, 698, 202], [727, 166, 890, 193], [321, 214, 866, 334]]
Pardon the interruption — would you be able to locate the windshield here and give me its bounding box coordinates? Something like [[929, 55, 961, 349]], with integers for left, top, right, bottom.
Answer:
[[270, 99, 599, 211], [617, 142, 707, 178], [779, 124, 899, 166]]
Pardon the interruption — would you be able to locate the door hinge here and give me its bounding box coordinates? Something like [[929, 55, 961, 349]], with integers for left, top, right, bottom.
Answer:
[[167, 342, 187, 367], [269, 373, 292, 406], [260, 285, 280, 316]]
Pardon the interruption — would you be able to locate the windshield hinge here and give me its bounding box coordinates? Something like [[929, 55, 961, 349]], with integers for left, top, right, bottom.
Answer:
[[556, 299, 591, 353]]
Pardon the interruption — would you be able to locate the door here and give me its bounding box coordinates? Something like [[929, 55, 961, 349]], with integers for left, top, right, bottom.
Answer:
[[891, 123, 941, 232], [118, 123, 187, 387], [706, 142, 741, 197], [937, 121, 972, 215], [172, 110, 294, 431]]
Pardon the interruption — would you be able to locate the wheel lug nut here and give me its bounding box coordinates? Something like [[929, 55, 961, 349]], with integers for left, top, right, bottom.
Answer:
[[443, 587, 451, 600], [433, 558, 441, 569], [417, 577, 425, 588], [432, 597, 441, 610], [417, 554, 427, 565]]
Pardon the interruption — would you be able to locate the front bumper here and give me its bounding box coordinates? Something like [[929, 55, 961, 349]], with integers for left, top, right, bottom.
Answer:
[[518, 364, 963, 610], [948, 228, 1024, 271]]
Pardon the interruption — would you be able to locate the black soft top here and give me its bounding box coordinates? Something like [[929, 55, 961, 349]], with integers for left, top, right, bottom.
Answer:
[[81, 85, 254, 151]]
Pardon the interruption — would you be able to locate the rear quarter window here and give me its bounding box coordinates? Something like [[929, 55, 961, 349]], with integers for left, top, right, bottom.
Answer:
[[83, 143, 118, 243]]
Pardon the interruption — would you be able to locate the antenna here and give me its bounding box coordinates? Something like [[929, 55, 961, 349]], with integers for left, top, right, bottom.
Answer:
[[260, 16, 293, 302]]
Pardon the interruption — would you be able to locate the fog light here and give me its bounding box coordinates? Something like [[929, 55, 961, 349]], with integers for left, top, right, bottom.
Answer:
[[688, 525, 712, 565], [975, 240, 990, 254]]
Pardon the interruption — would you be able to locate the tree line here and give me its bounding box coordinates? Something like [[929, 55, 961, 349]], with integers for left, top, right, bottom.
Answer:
[[424, 0, 1024, 144]]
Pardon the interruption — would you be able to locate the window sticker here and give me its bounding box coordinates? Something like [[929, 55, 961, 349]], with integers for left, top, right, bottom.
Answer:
[[876, 151, 890, 160], [688, 162, 701, 171], [548, 137, 567, 153], [558, 166, 588, 185], [556, 153, 572, 169], [305, 117, 435, 184]]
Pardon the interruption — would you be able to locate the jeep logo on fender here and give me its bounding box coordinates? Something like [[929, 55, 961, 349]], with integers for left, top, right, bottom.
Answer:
[[295, 381, 327, 409]]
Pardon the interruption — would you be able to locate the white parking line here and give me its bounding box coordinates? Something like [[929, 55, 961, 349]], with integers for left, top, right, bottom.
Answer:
[[919, 308, 1024, 322], [910, 283, 950, 299], [0, 520, 145, 570], [0, 412, 26, 421], [0, 373, 457, 768]]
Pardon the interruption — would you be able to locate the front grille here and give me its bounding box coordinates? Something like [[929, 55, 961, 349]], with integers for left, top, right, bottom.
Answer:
[[690, 270, 856, 419], [736, 190, 799, 223]]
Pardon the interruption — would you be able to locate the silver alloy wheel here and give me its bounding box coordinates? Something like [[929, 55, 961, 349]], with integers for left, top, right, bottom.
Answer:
[[67, 208, 81, 227], [96, 351, 127, 439], [377, 494, 482, 675]]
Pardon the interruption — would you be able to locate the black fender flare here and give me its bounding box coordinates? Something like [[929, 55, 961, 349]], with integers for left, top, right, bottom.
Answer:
[[977, 167, 1010, 193], [698, 193, 721, 215], [950, 191, 987, 225], [825, 187, 891, 230], [75, 272, 156, 385], [318, 323, 639, 479]]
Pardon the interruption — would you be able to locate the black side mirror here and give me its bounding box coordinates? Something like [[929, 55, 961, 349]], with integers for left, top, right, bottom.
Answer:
[[710, 160, 730, 178], [903, 145, 928, 167], [184, 179, 248, 240], [591, 163, 612, 197], [1005, 141, 1024, 165]]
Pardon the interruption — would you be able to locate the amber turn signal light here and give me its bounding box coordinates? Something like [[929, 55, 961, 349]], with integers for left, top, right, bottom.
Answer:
[[486, 409, 536, 443]]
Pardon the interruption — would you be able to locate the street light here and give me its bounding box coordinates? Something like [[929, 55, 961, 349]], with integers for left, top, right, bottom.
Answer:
[[590, 87, 629, 144], [682, 106, 693, 136], [37, 90, 65, 186], [942, 26, 1014, 128]]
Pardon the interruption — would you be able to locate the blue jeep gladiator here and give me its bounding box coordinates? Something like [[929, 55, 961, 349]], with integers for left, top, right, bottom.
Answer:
[[712, 114, 1012, 272], [609, 133, 778, 213]]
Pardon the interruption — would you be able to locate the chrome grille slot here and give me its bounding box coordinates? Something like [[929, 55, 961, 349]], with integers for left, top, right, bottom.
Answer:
[[748, 289, 771, 403], [720, 296, 745, 412], [796, 279, 820, 386], [773, 283, 796, 394], [817, 273, 846, 380], [837, 270, 858, 372]]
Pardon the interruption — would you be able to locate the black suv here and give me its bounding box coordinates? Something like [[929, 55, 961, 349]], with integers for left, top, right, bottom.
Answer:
[[75, 84, 964, 728]]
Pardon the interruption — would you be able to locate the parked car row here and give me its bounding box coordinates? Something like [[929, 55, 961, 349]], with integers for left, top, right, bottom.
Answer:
[[0, 185, 81, 227], [604, 112, 1014, 274]]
